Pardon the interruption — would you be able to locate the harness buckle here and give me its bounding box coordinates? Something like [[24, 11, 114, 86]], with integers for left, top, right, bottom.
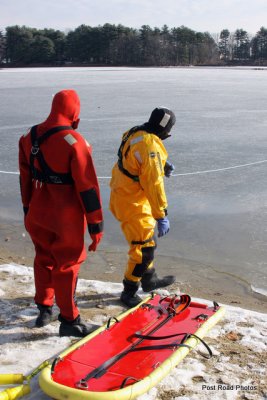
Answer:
[[31, 145, 39, 155]]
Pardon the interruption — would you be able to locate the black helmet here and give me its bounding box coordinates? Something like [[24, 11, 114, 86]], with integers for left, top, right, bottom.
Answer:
[[147, 107, 176, 140]]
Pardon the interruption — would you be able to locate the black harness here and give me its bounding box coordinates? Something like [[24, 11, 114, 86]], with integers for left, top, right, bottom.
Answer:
[[117, 124, 152, 182], [30, 125, 74, 185]]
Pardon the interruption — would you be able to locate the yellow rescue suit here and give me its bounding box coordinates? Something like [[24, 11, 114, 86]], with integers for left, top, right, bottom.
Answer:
[[110, 129, 168, 282]]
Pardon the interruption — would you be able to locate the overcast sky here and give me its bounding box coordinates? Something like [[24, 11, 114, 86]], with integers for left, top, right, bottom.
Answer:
[[0, 0, 266, 34]]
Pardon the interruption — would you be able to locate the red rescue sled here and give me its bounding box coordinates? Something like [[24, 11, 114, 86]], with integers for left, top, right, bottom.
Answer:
[[39, 293, 225, 400]]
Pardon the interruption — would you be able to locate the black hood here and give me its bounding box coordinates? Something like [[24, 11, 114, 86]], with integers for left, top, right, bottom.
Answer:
[[146, 107, 176, 140]]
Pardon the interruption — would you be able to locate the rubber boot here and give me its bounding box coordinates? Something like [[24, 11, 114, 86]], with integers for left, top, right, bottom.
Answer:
[[141, 268, 176, 292], [58, 314, 99, 337], [120, 279, 142, 308], [35, 304, 53, 327]]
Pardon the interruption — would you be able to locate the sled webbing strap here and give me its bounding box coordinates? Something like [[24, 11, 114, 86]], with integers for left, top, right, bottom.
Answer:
[[120, 376, 140, 389], [126, 341, 191, 352], [30, 125, 74, 184], [134, 332, 213, 359], [77, 341, 191, 388], [141, 303, 169, 315], [106, 317, 119, 329], [75, 294, 191, 387]]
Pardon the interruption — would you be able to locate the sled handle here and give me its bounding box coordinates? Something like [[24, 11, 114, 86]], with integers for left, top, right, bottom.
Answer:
[[0, 360, 51, 400], [0, 375, 24, 385], [0, 384, 30, 400], [106, 317, 119, 329]]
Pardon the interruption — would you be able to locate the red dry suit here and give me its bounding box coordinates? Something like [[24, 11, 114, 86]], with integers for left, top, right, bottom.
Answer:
[[19, 90, 103, 321]]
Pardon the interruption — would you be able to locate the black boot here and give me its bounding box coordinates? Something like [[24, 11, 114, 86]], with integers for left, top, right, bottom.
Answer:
[[120, 279, 142, 308], [58, 314, 99, 337], [141, 268, 176, 292], [35, 304, 53, 327]]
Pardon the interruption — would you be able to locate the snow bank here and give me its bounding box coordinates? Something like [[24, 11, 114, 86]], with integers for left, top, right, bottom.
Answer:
[[0, 264, 266, 399]]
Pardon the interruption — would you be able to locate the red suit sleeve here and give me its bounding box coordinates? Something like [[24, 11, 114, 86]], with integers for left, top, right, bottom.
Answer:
[[71, 137, 104, 234]]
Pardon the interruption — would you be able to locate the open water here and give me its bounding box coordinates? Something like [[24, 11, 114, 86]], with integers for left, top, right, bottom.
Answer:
[[0, 66, 267, 297]]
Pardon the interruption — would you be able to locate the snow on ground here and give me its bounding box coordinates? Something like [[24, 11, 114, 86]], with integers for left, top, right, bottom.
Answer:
[[0, 263, 266, 400]]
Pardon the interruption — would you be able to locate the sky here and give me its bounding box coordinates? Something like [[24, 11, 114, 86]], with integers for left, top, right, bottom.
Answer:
[[0, 0, 266, 35]]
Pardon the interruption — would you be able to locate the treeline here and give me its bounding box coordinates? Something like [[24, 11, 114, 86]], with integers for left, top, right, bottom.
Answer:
[[0, 24, 266, 67], [218, 27, 267, 63]]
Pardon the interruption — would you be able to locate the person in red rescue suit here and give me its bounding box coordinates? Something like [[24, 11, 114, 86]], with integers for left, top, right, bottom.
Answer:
[[19, 89, 104, 337], [110, 107, 176, 308]]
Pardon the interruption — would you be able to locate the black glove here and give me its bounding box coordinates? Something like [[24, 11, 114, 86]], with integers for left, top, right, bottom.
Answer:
[[164, 161, 175, 177]]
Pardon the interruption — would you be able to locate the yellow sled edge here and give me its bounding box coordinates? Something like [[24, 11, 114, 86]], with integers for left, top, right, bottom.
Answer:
[[39, 305, 225, 400]]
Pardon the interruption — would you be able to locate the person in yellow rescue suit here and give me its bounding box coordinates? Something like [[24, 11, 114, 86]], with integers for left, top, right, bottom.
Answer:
[[110, 107, 176, 307]]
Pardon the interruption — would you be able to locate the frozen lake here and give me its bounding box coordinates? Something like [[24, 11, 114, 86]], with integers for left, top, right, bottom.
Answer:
[[0, 66, 267, 296]]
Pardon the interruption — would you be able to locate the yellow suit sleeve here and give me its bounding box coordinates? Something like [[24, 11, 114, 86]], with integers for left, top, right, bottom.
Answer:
[[138, 138, 168, 220]]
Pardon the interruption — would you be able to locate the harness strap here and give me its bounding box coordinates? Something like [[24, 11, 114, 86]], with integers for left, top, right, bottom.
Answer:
[[117, 125, 145, 182], [31, 125, 73, 146], [117, 159, 140, 182], [30, 125, 74, 185]]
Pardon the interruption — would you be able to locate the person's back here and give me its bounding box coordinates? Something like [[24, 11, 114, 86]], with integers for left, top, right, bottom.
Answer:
[[110, 128, 168, 222], [19, 89, 104, 337]]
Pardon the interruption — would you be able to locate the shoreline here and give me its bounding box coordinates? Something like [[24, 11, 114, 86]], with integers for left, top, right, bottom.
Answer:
[[1, 63, 267, 69], [1, 227, 266, 314]]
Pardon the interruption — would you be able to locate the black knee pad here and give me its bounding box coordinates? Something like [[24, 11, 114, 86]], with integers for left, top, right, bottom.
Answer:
[[132, 246, 155, 277]]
